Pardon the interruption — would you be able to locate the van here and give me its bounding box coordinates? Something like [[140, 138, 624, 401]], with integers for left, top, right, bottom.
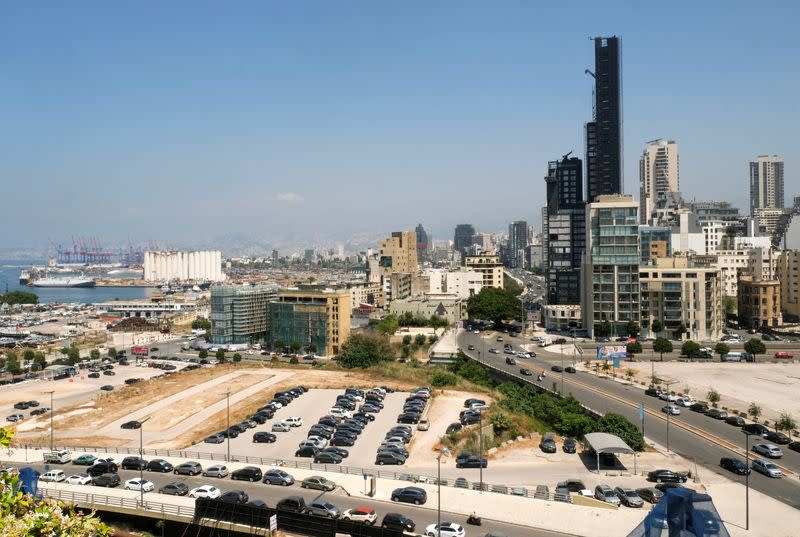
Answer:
[[721, 352, 743, 362], [40, 470, 66, 483], [538, 337, 553, 347], [43, 449, 72, 464]]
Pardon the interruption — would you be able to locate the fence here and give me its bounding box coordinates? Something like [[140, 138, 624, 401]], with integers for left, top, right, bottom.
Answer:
[[38, 486, 196, 519]]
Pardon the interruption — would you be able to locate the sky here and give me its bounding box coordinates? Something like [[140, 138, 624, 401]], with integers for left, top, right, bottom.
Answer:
[[1, 1, 798, 252]]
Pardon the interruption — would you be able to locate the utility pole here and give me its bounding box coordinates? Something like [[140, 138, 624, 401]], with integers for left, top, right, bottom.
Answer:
[[139, 416, 152, 507], [43, 390, 55, 451], [436, 453, 442, 531], [219, 390, 231, 462], [478, 409, 484, 493], [744, 431, 754, 531]]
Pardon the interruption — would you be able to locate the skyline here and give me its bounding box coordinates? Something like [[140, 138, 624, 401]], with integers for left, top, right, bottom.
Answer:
[[1, 2, 798, 251]]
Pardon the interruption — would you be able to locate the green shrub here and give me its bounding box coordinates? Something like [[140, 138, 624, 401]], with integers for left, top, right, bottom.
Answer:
[[431, 371, 458, 387]]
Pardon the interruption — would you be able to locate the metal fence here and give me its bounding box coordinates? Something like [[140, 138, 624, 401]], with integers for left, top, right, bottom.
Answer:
[[38, 486, 196, 519]]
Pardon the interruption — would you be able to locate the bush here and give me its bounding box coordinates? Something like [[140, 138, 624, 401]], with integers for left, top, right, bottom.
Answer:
[[402, 335, 412, 345], [430, 371, 458, 387], [592, 413, 645, 451], [414, 334, 427, 346], [232, 353, 242, 362], [289, 356, 299, 365], [338, 333, 396, 369]]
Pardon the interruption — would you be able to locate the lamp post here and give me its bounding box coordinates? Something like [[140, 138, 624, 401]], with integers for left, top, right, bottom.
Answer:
[[663, 380, 678, 453], [436, 452, 442, 531], [744, 431, 754, 530], [219, 390, 231, 462], [478, 409, 484, 493], [43, 390, 55, 451], [560, 345, 564, 395], [139, 416, 151, 507]]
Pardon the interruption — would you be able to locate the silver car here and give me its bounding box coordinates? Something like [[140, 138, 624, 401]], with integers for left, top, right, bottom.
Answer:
[[753, 443, 783, 459], [594, 484, 620, 506], [307, 500, 341, 518], [202, 465, 229, 478], [614, 486, 644, 507], [752, 459, 782, 478], [272, 421, 291, 432]]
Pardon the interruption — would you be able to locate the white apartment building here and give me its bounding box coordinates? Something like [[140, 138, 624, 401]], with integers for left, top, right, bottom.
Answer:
[[143, 250, 225, 282], [670, 210, 706, 255], [714, 247, 775, 297], [640, 139, 679, 224], [426, 269, 483, 299], [750, 155, 784, 216], [701, 220, 726, 254]]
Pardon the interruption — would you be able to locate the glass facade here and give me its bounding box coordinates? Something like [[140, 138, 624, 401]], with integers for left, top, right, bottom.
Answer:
[[210, 284, 278, 344]]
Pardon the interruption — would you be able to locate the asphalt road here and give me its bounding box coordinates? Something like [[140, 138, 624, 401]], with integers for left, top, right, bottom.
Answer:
[[10, 461, 571, 537], [458, 330, 800, 510]]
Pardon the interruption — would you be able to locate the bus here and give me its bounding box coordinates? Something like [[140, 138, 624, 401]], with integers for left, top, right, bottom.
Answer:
[[720, 352, 743, 362]]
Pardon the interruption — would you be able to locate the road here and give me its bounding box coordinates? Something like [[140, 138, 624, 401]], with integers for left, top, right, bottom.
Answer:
[[9, 461, 571, 537], [458, 330, 800, 510]]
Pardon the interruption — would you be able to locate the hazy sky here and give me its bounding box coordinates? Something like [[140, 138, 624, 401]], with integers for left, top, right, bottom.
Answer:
[[1, 1, 798, 250]]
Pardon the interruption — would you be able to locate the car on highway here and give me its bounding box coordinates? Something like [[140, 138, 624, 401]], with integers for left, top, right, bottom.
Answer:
[[124, 478, 154, 492], [467, 345, 475, 351], [425, 522, 466, 537], [66, 473, 92, 485], [539, 438, 557, 453], [120, 457, 148, 470], [381, 512, 416, 532], [302, 475, 336, 491], [174, 461, 202, 476], [565, 366, 576, 374], [614, 486, 644, 508], [455, 455, 487, 468], [488, 348, 499, 354], [189, 485, 221, 499], [505, 356, 516, 365], [594, 484, 620, 506], [520, 368, 533, 376], [307, 500, 341, 518], [753, 443, 783, 458], [204, 433, 225, 444], [662, 404, 681, 416], [742, 423, 770, 437], [775, 352, 794, 359], [647, 469, 687, 483], [202, 465, 229, 478], [751, 458, 782, 478], [92, 473, 120, 487], [391, 486, 427, 505], [551, 365, 563, 373], [635, 487, 664, 504], [263, 469, 294, 486], [158, 482, 189, 495], [342, 506, 377, 525], [72, 454, 97, 466], [765, 431, 791, 445], [720, 457, 750, 475]]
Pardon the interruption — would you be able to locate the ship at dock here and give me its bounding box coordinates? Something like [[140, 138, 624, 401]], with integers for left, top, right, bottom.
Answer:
[[30, 276, 96, 288]]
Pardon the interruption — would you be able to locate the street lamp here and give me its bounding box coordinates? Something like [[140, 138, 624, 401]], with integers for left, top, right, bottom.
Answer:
[[743, 431, 755, 530], [436, 452, 442, 531], [478, 409, 484, 493], [219, 390, 231, 462], [663, 380, 678, 453], [42, 390, 55, 451], [139, 416, 151, 507], [560, 345, 564, 395]]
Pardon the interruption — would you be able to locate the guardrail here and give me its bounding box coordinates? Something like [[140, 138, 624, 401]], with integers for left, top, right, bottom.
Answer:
[[26, 445, 569, 503], [38, 486, 196, 519]]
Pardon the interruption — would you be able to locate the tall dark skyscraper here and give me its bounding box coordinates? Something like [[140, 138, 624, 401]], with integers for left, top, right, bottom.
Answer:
[[586, 36, 622, 202], [507, 220, 528, 269], [415, 223, 429, 262], [453, 224, 475, 264], [543, 154, 585, 305]]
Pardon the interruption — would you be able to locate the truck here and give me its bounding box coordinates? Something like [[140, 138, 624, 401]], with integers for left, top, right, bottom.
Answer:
[[538, 336, 553, 347], [43, 449, 72, 464]]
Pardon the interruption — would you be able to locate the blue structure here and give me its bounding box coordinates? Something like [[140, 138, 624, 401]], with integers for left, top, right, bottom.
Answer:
[[18, 467, 40, 497], [627, 487, 729, 537]]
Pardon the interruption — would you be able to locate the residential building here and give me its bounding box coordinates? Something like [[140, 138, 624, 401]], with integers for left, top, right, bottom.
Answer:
[[388, 272, 413, 303], [143, 250, 225, 282], [389, 294, 466, 325], [639, 139, 679, 224], [454, 224, 476, 264], [465, 253, 504, 289], [581, 195, 640, 337], [750, 155, 784, 215], [541, 304, 582, 331], [472, 233, 494, 252], [690, 201, 741, 224], [543, 154, 585, 305], [268, 287, 351, 356], [210, 284, 279, 345], [349, 282, 381, 310], [426, 269, 483, 299], [670, 210, 706, 255], [776, 250, 800, 320], [639, 256, 724, 342], [304, 249, 315, 263], [271, 249, 279, 266], [639, 226, 671, 264], [507, 220, 529, 268], [755, 207, 792, 236], [377, 231, 418, 305], [585, 36, 623, 202], [714, 250, 752, 297], [737, 275, 782, 329]]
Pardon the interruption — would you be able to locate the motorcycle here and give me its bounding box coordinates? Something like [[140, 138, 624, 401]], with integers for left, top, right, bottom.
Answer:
[[467, 513, 482, 526]]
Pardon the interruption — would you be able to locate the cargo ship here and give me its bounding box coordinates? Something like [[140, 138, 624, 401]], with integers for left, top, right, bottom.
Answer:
[[30, 276, 96, 288], [19, 270, 31, 285]]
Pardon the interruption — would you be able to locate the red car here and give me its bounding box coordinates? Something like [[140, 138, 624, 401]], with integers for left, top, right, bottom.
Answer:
[[775, 352, 794, 359]]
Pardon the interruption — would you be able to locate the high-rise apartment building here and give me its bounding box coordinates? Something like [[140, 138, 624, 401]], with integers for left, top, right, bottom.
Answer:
[[776, 250, 800, 320], [210, 284, 279, 345], [268, 287, 351, 356], [639, 139, 679, 224], [454, 224, 476, 264], [581, 195, 640, 337], [750, 155, 784, 216], [415, 223, 429, 263], [378, 231, 418, 305], [507, 220, 529, 269], [543, 155, 585, 305], [465, 254, 504, 289], [271, 249, 279, 266], [586, 36, 622, 202]]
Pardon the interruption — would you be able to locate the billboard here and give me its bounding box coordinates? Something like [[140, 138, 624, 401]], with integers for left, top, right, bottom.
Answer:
[[131, 346, 149, 356], [597, 345, 627, 360]]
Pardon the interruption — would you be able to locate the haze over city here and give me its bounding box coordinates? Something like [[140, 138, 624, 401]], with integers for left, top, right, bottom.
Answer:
[[1, 1, 798, 252]]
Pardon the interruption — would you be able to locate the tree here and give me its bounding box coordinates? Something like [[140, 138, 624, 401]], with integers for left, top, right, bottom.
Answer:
[[673, 323, 687, 340], [273, 339, 285, 352], [289, 341, 301, 353], [744, 338, 766, 358], [215, 349, 226, 362], [490, 413, 512, 434], [707, 388, 721, 408], [90, 349, 100, 361], [430, 370, 458, 387], [592, 413, 645, 451], [714, 342, 730, 360], [503, 275, 523, 297], [232, 353, 242, 363], [653, 337, 673, 361], [32, 352, 47, 372], [191, 317, 211, 330], [0, 290, 39, 305], [681, 340, 701, 358], [428, 335, 438, 344], [198, 348, 209, 360], [626, 342, 642, 357], [337, 333, 395, 369], [305, 343, 318, 354], [723, 296, 737, 320], [66, 347, 81, 366], [651, 320, 663, 336], [776, 412, 796, 433], [626, 321, 641, 338], [466, 287, 522, 325], [748, 402, 762, 422], [5, 351, 22, 376], [107, 347, 117, 359], [596, 321, 613, 338], [402, 335, 412, 346], [376, 315, 400, 335], [625, 369, 635, 384], [23, 349, 35, 363], [414, 334, 427, 346]]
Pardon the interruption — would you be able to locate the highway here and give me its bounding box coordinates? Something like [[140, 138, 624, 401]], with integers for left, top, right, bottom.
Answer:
[[7, 461, 571, 537], [458, 330, 800, 510]]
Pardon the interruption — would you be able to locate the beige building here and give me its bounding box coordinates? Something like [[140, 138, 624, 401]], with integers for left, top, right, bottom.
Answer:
[[349, 282, 381, 310], [389, 273, 412, 303], [268, 287, 351, 357], [541, 304, 582, 331], [377, 231, 418, 305], [465, 253, 503, 289], [714, 247, 775, 297], [737, 274, 782, 330], [426, 269, 483, 299], [640, 257, 724, 342], [389, 294, 467, 324], [776, 250, 800, 320], [639, 139, 679, 224]]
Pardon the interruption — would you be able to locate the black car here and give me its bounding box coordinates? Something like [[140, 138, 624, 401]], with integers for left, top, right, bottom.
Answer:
[[232, 466, 263, 482], [308, 428, 333, 439], [330, 435, 355, 446], [520, 368, 533, 376], [336, 399, 357, 411], [562, 437, 577, 453], [13, 402, 30, 410], [461, 413, 480, 425], [397, 413, 421, 424], [456, 455, 487, 469], [565, 366, 576, 374], [445, 422, 463, 434], [87, 372, 100, 378], [375, 451, 405, 465], [655, 483, 687, 493], [391, 486, 427, 505], [690, 402, 709, 414], [353, 412, 375, 422], [120, 420, 142, 430], [323, 447, 349, 459], [219, 490, 249, 504], [539, 438, 557, 453], [725, 415, 746, 427], [253, 432, 277, 443], [120, 457, 148, 470], [648, 469, 687, 483], [159, 481, 189, 495], [249, 414, 267, 425], [556, 479, 586, 493], [314, 451, 343, 464], [276, 496, 306, 513], [102, 370, 115, 376], [720, 457, 750, 475], [342, 419, 365, 431], [551, 365, 563, 373], [100, 385, 114, 391], [787, 441, 800, 453], [742, 423, 770, 437], [318, 416, 339, 427], [146, 459, 174, 473], [765, 431, 791, 445], [505, 356, 516, 365], [706, 409, 728, 420], [381, 512, 415, 532], [92, 473, 120, 487], [636, 487, 664, 504], [644, 388, 660, 397], [295, 446, 320, 458], [87, 462, 118, 477], [336, 424, 362, 435]]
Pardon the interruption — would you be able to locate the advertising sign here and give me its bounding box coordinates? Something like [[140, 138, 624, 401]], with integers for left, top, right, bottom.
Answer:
[[597, 345, 627, 360]]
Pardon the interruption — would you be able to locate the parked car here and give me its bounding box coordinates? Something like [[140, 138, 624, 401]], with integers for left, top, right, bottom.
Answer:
[[301, 475, 336, 491], [647, 469, 687, 483], [204, 433, 225, 444], [253, 431, 277, 443], [751, 458, 782, 478], [276, 495, 307, 513], [635, 487, 664, 504], [158, 482, 189, 495], [417, 419, 430, 431], [40, 470, 66, 483], [690, 402, 709, 413], [775, 352, 794, 359], [391, 486, 427, 505], [539, 438, 557, 453], [272, 421, 291, 432], [765, 431, 791, 445], [307, 500, 341, 518], [295, 446, 320, 458], [455, 455, 487, 469], [725, 415, 746, 427], [87, 462, 118, 477], [720, 457, 750, 475], [120, 420, 142, 430], [284, 416, 303, 427], [662, 404, 681, 416], [124, 478, 155, 492], [5, 414, 23, 423], [556, 479, 586, 493], [594, 484, 621, 506], [375, 451, 406, 465], [614, 486, 644, 507], [424, 522, 466, 537], [189, 485, 221, 499], [92, 473, 120, 487], [788, 441, 800, 453], [381, 512, 416, 532], [66, 473, 92, 485], [219, 490, 249, 504], [146, 459, 173, 473], [72, 454, 97, 466], [706, 409, 727, 420], [202, 465, 229, 478], [120, 457, 148, 471], [342, 506, 377, 525], [562, 437, 577, 453], [742, 423, 770, 437], [263, 469, 294, 486], [753, 443, 783, 458], [314, 451, 343, 464]]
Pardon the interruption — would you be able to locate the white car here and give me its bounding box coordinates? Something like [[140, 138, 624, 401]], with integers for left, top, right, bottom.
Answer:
[[488, 348, 499, 354], [66, 473, 92, 485], [124, 478, 155, 492], [753, 443, 783, 459], [189, 485, 221, 499], [271, 421, 291, 432], [284, 416, 303, 427], [424, 522, 466, 537], [307, 435, 328, 448], [658, 392, 677, 402], [417, 419, 430, 431], [675, 398, 693, 407], [342, 507, 378, 524], [40, 470, 66, 483], [662, 404, 681, 416]]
